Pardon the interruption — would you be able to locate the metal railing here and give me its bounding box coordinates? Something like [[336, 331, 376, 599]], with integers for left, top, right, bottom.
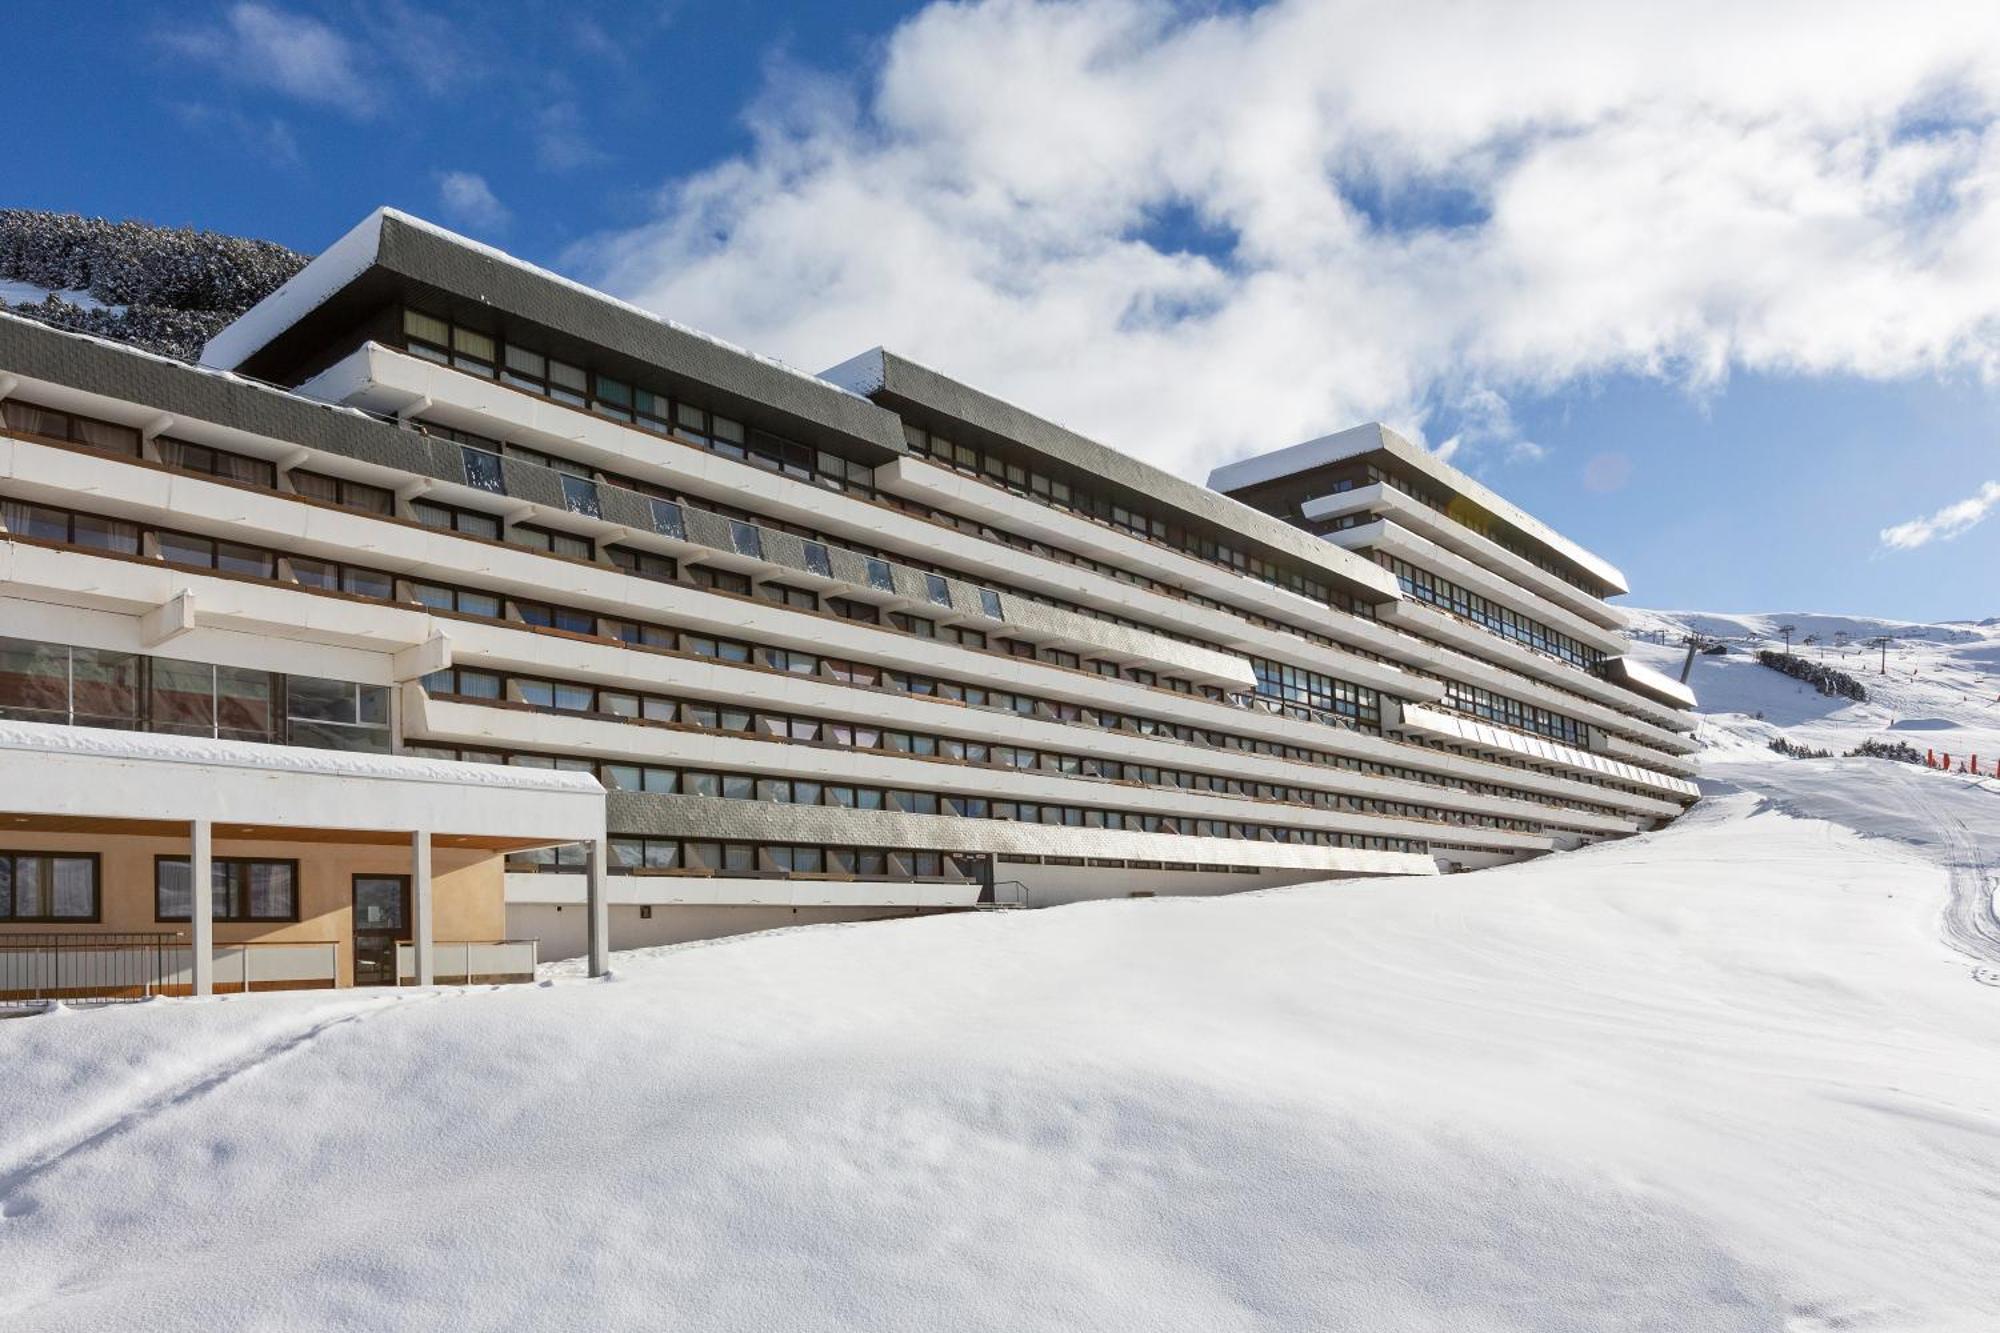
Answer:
[[981, 880, 1030, 910], [0, 932, 180, 1005]]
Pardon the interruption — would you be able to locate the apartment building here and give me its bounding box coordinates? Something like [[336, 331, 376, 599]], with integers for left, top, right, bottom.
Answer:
[[0, 208, 1697, 996]]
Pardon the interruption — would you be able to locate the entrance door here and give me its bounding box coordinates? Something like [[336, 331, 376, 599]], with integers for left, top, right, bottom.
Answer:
[[352, 875, 411, 987]]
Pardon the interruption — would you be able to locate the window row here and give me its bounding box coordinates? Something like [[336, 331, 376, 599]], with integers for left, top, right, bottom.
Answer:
[[400, 308, 878, 499], [2, 491, 1644, 810], [608, 838, 985, 880], [901, 423, 1341, 609], [421, 401, 1356, 689], [9, 387, 1401, 739], [1361, 463, 1611, 599], [0, 637, 390, 752], [1442, 680, 1589, 749], [1, 400, 396, 513], [422, 669, 1531, 832], [1377, 553, 1605, 670]]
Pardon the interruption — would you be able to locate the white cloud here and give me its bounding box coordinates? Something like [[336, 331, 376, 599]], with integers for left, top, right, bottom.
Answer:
[[1879, 480, 2000, 549], [572, 0, 2000, 481], [437, 171, 510, 229], [168, 3, 375, 113]]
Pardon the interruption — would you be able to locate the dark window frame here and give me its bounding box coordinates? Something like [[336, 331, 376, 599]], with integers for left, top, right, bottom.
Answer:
[[0, 850, 102, 923], [154, 855, 303, 924]]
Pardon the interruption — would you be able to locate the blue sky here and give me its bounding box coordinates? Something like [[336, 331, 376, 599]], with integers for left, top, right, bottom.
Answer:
[[13, 1, 2000, 621]]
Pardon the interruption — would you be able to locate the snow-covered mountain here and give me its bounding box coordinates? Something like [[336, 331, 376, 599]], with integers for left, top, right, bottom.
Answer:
[[0, 210, 306, 361], [1628, 607, 2000, 764], [3, 620, 1996, 1331]]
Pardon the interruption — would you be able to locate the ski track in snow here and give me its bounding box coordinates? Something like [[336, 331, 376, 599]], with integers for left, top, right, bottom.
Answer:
[[0, 994, 429, 1218]]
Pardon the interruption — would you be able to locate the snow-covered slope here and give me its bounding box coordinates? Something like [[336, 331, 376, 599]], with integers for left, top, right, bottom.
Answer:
[[2, 612, 1998, 1331], [1629, 607, 2000, 763]]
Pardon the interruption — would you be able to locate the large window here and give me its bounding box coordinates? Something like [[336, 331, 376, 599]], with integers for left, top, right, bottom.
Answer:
[[2, 500, 140, 555], [411, 498, 502, 540], [156, 529, 276, 579], [156, 437, 277, 488], [285, 676, 392, 752], [0, 638, 389, 752], [1, 399, 140, 455], [291, 470, 394, 516], [0, 852, 99, 921], [156, 857, 299, 922]]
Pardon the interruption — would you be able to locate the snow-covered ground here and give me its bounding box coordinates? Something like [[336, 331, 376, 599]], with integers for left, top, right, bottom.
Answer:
[[3, 611, 1998, 1331]]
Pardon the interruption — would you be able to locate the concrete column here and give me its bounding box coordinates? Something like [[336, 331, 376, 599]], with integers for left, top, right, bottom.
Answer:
[[412, 829, 434, 987], [585, 839, 609, 979], [190, 818, 213, 997]]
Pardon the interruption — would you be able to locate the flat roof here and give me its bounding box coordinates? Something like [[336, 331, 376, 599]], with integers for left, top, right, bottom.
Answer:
[[1208, 423, 1630, 596], [824, 347, 1403, 605], [201, 209, 908, 461]]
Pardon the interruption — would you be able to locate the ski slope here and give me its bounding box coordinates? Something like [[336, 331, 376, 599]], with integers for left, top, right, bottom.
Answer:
[[1, 612, 1997, 1331]]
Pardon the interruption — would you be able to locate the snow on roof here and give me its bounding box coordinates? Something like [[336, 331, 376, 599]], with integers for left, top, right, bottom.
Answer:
[[200, 209, 388, 371], [820, 347, 888, 397], [0, 720, 603, 795], [1208, 423, 1630, 596], [1602, 655, 1699, 711], [202, 209, 871, 404]]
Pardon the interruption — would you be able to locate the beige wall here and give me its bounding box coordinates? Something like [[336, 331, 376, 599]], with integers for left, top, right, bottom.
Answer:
[[0, 832, 505, 987]]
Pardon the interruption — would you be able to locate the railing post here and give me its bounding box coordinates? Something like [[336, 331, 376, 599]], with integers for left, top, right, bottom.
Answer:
[[586, 839, 609, 979], [191, 819, 213, 998], [412, 829, 435, 987]]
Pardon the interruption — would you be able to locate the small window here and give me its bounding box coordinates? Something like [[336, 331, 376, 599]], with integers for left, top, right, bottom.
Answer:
[[548, 360, 588, 406], [156, 531, 216, 569], [728, 521, 763, 559], [0, 852, 99, 921], [290, 557, 340, 591], [403, 309, 451, 350], [608, 546, 678, 583], [978, 588, 1003, 619], [924, 574, 951, 607], [865, 559, 894, 592], [692, 567, 752, 596], [452, 327, 496, 372], [72, 513, 140, 555], [802, 542, 832, 578], [503, 344, 546, 386], [593, 377, 633, 419]]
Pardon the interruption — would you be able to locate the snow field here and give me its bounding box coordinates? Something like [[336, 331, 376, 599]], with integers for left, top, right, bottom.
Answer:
[[0, 607, 1996, 1330]]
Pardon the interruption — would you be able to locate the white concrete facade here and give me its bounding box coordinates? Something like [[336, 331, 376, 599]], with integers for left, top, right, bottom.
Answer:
[[0, 208, 1699, 968]]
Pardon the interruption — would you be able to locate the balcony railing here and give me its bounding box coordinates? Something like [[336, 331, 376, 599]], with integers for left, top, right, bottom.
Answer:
[[0, 935, 345, 1005], [394, 940, 539, 985], [0, 932, 178, 1004]]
